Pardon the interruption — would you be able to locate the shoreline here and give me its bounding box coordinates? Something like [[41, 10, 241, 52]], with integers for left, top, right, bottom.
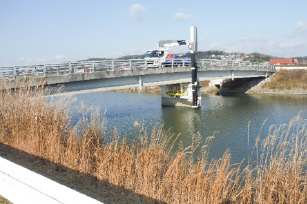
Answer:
[[247, 89, 307, 95]]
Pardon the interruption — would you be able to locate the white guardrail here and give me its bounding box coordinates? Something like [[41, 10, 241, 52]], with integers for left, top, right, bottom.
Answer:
[[0, 59, 275, 79]]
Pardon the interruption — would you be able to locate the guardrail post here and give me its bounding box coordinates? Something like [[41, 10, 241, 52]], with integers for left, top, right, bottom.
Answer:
[[43, 64, 47, 76], [13, 66, 17, 77], [92, 62, 95, 72], [171, 58, 174, 67], [69, 62, 73, 73], [129, 59, 132, 69], [33, 66, 37, 76], [112, 60, 115, 69]]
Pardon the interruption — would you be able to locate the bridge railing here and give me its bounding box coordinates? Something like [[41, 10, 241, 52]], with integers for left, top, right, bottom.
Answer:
[[0, 59, 275, 78], [76, 59, 148, 71], [199, 59, 274, 71], [0, 67, 14, 79]]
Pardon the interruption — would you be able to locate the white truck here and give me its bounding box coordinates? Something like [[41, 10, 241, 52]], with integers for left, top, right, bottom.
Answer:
[[144, 40, 191, 67]]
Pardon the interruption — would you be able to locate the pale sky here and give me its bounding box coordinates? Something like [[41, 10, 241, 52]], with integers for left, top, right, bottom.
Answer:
[[1, 0, 306, 66]]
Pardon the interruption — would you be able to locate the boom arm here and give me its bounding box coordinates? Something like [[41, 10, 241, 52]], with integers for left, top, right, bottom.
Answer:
[[158, 40, 190, 50]]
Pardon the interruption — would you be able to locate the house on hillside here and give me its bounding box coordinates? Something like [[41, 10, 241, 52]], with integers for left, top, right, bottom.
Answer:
[[270, 58, 292, 65]]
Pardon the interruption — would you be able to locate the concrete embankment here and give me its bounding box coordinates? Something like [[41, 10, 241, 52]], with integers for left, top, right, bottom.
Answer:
[[0, 156, 102, 204]]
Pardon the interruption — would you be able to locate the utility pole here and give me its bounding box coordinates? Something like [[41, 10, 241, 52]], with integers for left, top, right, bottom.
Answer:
[[190, 26, 199, 108]]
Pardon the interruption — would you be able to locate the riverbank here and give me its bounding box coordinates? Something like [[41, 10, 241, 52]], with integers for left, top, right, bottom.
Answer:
[[0, 195, 12, 204], [247, 69, 307, 95], [0, 82, 306, 203]]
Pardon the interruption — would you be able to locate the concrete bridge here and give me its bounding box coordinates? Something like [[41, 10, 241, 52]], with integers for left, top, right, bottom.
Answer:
[[0, 59, 275, 107]]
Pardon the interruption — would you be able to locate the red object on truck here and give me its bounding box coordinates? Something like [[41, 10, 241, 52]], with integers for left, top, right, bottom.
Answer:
[[270, 58, 292, 65], [167, 54, 173, 58]]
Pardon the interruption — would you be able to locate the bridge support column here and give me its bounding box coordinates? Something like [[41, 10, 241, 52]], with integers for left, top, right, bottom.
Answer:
[[161, 83, 201, 107], [138, 76, 143, 90]]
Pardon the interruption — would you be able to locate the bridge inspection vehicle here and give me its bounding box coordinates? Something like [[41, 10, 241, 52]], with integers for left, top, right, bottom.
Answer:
[[144, 40, 191, 68], [153, 27, 201, 107]]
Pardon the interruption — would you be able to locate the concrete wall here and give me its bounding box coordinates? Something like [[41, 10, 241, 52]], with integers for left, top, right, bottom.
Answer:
[[0, 156, 102, 204]]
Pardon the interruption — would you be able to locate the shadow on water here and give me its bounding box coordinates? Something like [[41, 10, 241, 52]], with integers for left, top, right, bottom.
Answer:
[[0, 143, 165, 204]]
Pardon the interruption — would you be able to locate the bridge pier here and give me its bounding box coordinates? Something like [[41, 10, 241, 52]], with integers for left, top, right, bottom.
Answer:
[[161, 83, 201, 107], [138, 76, 143, 90]]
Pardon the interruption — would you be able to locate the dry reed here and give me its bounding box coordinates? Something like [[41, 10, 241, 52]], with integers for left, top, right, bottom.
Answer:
[[0, 79, 306, 203]]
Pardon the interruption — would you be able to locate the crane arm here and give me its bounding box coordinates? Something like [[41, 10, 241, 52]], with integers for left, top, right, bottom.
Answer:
[[158, 40, 190, 50]]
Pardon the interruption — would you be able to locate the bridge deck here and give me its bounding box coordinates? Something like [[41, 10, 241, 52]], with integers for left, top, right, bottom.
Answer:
[[0, 59, 275, 92]]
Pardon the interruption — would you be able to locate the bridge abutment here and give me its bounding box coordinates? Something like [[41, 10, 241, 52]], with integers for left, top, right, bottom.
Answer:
[[218, 77, 266, 95]]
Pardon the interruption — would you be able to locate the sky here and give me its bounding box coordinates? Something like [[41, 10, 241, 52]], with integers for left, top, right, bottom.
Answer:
[[0, 0, 307, 66]]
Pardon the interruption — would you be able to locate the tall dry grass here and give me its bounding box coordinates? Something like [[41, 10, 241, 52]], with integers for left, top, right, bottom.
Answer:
[[0, 79, 306, 203]]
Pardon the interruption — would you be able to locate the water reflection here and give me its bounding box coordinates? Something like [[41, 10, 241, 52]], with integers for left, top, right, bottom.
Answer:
[[161, 107, 202, 146], [161, 94, 307, 163]]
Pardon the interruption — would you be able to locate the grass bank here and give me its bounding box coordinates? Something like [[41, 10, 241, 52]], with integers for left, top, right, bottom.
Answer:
[[0, 81, 306, 203], [263, 69, 307, 90], [249, 69, 307, 94], [0, 195, 12, 204]]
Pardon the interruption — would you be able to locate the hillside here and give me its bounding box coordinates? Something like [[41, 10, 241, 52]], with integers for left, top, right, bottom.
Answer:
[[86, 51, 306, 63], [243, 52, 272, 63], [116, 50, 272, 62]]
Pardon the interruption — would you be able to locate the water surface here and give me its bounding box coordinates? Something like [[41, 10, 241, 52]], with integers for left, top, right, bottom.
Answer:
[[70, 91, 307, 163]]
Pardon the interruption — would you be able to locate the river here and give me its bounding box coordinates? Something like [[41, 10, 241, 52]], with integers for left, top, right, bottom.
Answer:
[[70, 91, 307, 163]]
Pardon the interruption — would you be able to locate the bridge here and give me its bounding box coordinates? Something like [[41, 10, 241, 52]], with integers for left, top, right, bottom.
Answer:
[[0, 58, 275, 107], [0, 25, 277, 108]]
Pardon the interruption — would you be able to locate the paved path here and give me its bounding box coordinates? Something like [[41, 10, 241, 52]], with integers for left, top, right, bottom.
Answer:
[[0, 157, 102, 204]]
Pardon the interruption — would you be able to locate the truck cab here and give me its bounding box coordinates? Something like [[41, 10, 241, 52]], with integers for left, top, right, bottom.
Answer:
[[144, 50, 167, 67], [144, 40, 190, 68]]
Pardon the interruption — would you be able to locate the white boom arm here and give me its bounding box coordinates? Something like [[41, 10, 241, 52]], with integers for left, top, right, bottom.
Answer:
[[158, 40, 191, 51]]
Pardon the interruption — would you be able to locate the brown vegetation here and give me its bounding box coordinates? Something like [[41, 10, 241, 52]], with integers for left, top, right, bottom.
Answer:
[[0, 195, 12, 204], [0, 80, 306, 203], [262, 69, 307, 90]]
